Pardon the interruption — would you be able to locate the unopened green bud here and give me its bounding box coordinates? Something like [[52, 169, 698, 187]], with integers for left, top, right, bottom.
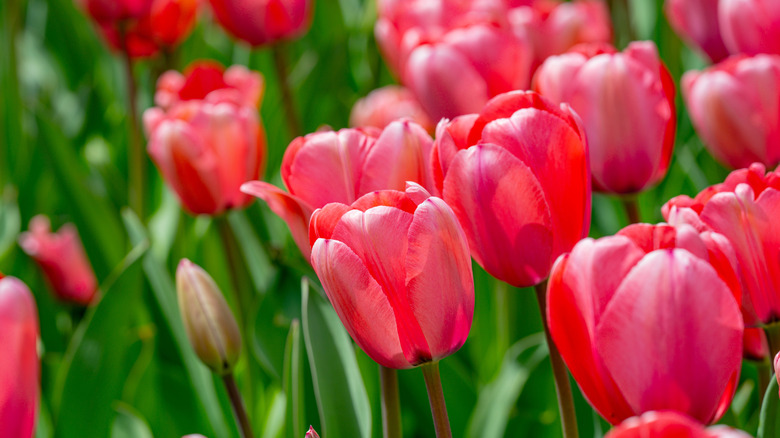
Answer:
[[177, 259, 242, 375]]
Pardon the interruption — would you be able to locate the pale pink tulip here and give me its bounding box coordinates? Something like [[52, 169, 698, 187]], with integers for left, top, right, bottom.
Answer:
[[665, 0, 730, 62], [349, 85, 434, 132], [606, 412, 753, 438], [719, 0, 780, 56]]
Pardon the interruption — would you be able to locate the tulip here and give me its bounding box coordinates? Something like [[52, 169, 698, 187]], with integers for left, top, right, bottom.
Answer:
[[533, 41, 676, 194], [547, 225, 743, 425], [0, 275, 39, 438], [18, 216, 98, 306], [719, 0, 780, 56], [775, 352, 780, 397], [144, 71, 267, 216], [432, 90, 590, 287], [349, 85, 434, 132], [177, 259, 242, 375], [304, 426, 320, 438], [509, 0, 612, 69], [155, 61, 264, 110], [309, 184, 474, 369], [241, 121, 435, 260], [207, 0, 313, 46], [744, 327, 769, 360], [682, 54, 780, 169], [606, 412, 752, 438], [665, 0, 730, 62]]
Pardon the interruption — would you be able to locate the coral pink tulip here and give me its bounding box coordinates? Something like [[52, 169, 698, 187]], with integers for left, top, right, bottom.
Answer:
[[432, 91, 590, 287], [145, 68, 266, 215], [207, 0, 313, 46], [682, 55, 780, 169], [775, 352, 780, 397], [309, 184, 474, 369], [509, 0, 612, 69], [534, 41, 676, 194], [155, 60, 264, 110], [241, 121, 435, 260], [606, 412, 752, 438], [0, 275, 39, 438], [18, 216, 98, 306], [665, 0, 730, 62], [719, 0, 780, 56], [663, 163, 780, 326], [547, 225, 743, 425], [349, 85, 434, 132], [305, 426, 320, 438]]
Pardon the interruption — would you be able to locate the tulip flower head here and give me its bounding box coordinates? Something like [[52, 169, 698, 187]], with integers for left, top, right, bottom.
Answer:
[[606, 412, 753, 438], [349, 86, 434, 132], [309, 184, 474, 369], [208, 0, 313, 46], [534, 41, 676, 194], [0, 276, 39, 438], [432, 90, 590, 287], [719, 0, 780, 56], [304, 426, 320, 438], [775, 352, 780, 398], [547, 224, 744, 425], [665, 0, 730, 62], [241, 121, 435, 260], [19, 215, 98, 305], [155, 61, 264, 110]]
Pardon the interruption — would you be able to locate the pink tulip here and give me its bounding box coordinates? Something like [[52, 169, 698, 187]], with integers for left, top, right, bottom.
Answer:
[[743, 327, 769, 360], [682, 55, 780, 169], [509, 0, 612, 70], [663, 163, 780, 325], [719, 0, 780, 56], [18, 216, 98, 305], [304, 426, 320, 438], [432, 91, 590, 287], [533, 41, 676, 194], [0, 275, 39, 438], [606, 412, 752, 438], [775, 352, 780, 397], [349, 85, 434, 132], [547, 224, 743, 425], [665, 0, 730, 62], [155, 60, 264, 110], [144, 70, 267, 215], [207, 0, 313, 46], [309, 184, 474, 369], [241, 121, 435, 260]]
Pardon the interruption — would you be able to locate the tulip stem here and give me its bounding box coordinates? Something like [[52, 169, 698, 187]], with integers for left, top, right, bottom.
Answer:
[[622, 197, 641, 225], [120, 29, 145, 220], [223, 373, 256, 438], [757, 360, 770, 406], [607, 0, 636, 46], [380, 365, 402, 438], [535, 281, 579, 438], [421, 362, 452, 438], [271, 44, 303, 138], [765, 322, 780, 361]]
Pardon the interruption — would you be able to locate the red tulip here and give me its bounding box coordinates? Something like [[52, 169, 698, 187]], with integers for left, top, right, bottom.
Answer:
[[663, 163, 780, 325], [144, 68, 267, 215], [547, 224, 743, 425], [606, 412, 752, 438], [241, 121, 435, 260], [533, 41, 676, 194], [349, 85, 434, 132], [665, 0, 730, 62], [18, 216, 98, 306], [207, 0, 313, 46], [743, 327, 769, 361], [0, 275, 39, 438], [78, 0, 153, 22], [309, 184, 474, 369], [509, 0, 612, 70], [155, 60, 264, 110], [682, 55, 780, 169], [432, 91, 590, 287], [719, 0, 780, 56]]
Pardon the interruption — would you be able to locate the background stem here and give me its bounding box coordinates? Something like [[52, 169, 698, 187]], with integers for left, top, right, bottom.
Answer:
[[223, 373, 256, 438], [421, 362, 452, 438], [120, 32, 145, 219], [271, 43, 303, 138], [380, 365, 402, 438], [622, 197, 641, 225]]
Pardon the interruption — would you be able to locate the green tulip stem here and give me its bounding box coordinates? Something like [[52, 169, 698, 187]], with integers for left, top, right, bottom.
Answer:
[[421, 362, 452, 438], [622, 197, 641, 225], [120, 28, 145, 220], [380, 365, 402, 438], [765, 322, 780, 362], [271, 43, 303, 138], [535, 280, 579, 438], [223, 372, 256, 438], [757, 359, 770, 406]]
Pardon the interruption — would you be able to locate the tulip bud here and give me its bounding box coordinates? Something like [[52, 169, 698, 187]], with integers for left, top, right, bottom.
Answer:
[[349, 85, 434, 132], [208, 0, 313, 46], [775, 352, 780, 398], [304, 426, 320, 438], [719, 0, 780, 56], [606, 412, 752, 437], [665, 0, 729, 62], [176, 259, 242, 375]]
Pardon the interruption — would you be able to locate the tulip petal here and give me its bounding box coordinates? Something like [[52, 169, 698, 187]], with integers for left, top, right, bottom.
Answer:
[[359, 120, 434, 194]]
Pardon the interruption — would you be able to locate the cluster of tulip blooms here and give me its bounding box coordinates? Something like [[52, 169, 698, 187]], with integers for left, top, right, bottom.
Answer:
[[5, 0, 780, 437]]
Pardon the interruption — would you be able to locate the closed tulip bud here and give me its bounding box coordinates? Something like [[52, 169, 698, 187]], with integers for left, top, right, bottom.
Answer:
[[682, 55, 780, 169], [719, 0, 780, 56], [304, 426, 320, 438], [606, 412, 753, 438], [775, 352, 780, 397], [309, 184, 474, 369], [241, 121, 435, 260], [432, 91, 590, 287], [349, 86, 434, 132], [534, 41, 676, 194], [19, 216, 98, 306], [155, 61, 264, 110], [176, 259, 242, 375], [0, 275, 39, 438], [208, 0, 313, 46], [665, 0, 730, 62]]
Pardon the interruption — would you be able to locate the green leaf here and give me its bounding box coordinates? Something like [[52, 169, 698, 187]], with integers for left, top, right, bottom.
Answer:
[[302, 278, 371, 438], [284, 319, 306, 438], [0, 186, 20, 260], [111, 403, 154, 438], [759, 377, 780, 438]]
